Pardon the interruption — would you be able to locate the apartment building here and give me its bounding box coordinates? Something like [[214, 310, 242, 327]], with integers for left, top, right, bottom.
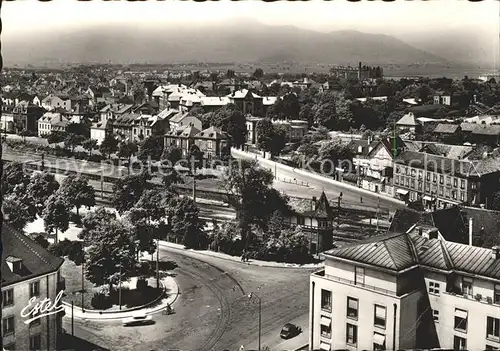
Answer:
[[309, 227, 500, 351], [394, 151, 500, 209], [2, 223, 65, 350]]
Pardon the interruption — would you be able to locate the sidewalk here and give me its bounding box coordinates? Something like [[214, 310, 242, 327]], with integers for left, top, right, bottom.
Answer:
[[62, 275, 179, 320], [158, 241, 323, 269]]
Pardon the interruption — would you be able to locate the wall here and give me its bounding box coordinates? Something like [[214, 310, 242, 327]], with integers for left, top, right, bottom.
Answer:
[[2, 271, 62, 350]]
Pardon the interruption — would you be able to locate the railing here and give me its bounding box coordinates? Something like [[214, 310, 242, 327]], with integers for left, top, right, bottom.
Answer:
[[314, 270, 396, 296]]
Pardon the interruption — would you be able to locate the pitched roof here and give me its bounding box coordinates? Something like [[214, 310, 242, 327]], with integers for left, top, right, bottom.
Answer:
[[433, 123, 460, 134], [395, 151, 479, 177], [326, 231, 500, 279], [2, 223, 64, 286], [170, 111, 189, 123], [195, 126, 228, 140], [396, 112, 418, 126], [471, 124, 500, 136], [200, 97, 231, 106], [229, 89, 261, 99]]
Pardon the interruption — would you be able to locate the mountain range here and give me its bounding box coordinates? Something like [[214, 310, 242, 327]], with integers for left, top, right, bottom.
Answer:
[[2, 20, 493, 69]]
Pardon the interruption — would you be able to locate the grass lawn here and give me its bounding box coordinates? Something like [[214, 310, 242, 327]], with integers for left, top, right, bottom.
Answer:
[[61, 259, 164, 311]]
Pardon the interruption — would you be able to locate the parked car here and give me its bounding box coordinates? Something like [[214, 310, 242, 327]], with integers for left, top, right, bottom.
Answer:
[[280, 323, 302, 339], [122, 314, 153, 326]]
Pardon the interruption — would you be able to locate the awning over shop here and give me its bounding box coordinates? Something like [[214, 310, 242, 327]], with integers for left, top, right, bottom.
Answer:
[[320, 316, 331, 327], [396, 189, 409, 195], [423, 195, 433, 201]]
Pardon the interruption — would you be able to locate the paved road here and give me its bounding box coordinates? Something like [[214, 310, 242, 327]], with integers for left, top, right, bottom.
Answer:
[[232, 149, 406, 212], [65, 246, 314, 351]]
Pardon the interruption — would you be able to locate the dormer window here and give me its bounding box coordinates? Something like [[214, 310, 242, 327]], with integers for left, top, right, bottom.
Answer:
[[5, 256, 22, 274]]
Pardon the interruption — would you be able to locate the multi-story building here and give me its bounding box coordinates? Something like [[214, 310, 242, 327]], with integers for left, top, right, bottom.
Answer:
[[329, 62, 383, 81], [309, 228, 500, 351], [194, 126, 230, 161], [37, 112, 70, 137], [169, 112, 202, 132], [393, 151, 500, 209], [1, 223, 66, 350], [12, 101, 46, 134], [228, 89, 264, 116], [164, 125, 201, 157]]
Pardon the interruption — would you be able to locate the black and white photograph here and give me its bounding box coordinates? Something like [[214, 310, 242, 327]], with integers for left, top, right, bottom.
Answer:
[[1, 0, 500, 350]]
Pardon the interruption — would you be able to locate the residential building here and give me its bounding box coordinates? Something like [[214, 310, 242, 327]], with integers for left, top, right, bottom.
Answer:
[[287, 192, 336, 254], [1, 113, 15, 133], [228, 89, 264, 116], [41, 94, 72, 111], [194, 126, 230, 161], [262, 96, 278, 116], [112, 113, 138, 141], [37, 112, 70, 137], [90, 119, 112, 145], [245, 116, 263, 145], [164, 125, 201, 157], [131, 114, 168, 142], [396, 112, 419, 133], [12, 102, 45, 134], [393, 151, 500, 209], [309, 229, 500, 351], [433, 124, 462, 144], [353, 137, 404, 197], [272, 119, 309, 142], [99, 103, 133, 121], [169, 112, 202, 132], [179, 90, 205, 112], [1, 223, 65, 351], [200, 96, 231, 113]]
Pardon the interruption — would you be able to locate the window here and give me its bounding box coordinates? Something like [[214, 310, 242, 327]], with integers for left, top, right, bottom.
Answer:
[[411, 179, 415, 189], [354, 267, 364, 285], [320, 316, 332, 338], [406, 178, 409, 187], [133, 128, 137, 135], [30, 310, 41, 327], [321, 289, 332, 312], [411, 169, 416, 177], [2, 289, 14, 307], [461, 179, 465, 189], [2, 316, 14, 336], [426, 183, 430, 192], [454, 335, 467, 350], [374, 305, 386, 329], [487, 317, 500, 341], [433, 173, 437, 182], [495, 285, 500, 304], [429, 281, 440, 295], [418, 171, 423, 180], [446, 177, 451, 186], [454, 178, 458, 187], [486, 345, 499, 350], [454, 308, 468, 332], [346, 323, 357, 346], [445, 189, 450, 198], [439, 186, 444, 196], [396, 166, 400, 173], [207, 141, 213, 149], [395, 176, 399, 185], [426, 172, 431, 181], [462, 277, 473, 296], [347, 297, 358, 319], [433, 309, 439, 322], [3, 343, 15, 350], [373, 332, 386, 351], [30, 334, 41, 350], [452, 190, 457, 200], [418, 181, 422, 191], [439, 175, 444, 184], [460, 192, 465, 202], [30, 281, 40, 298]]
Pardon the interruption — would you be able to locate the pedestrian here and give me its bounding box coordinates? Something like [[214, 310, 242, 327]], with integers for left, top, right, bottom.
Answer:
[[360, 196, 363, 203]]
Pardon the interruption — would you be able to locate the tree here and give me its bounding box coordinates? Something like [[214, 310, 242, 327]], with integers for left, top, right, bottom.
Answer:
[[67, 122, 90, 139], [79, 207, 117, 243], [277, 227, 311, 264], [161, 145, 182, 168], [85, 219, 137, 293], [491, 191, 500, 211], [47, 131, 67, 144], [314, 102, 336, 129], [162, 167, 184, 188], [169, 197, 206, 249], [223, 159, 289, 243], [137, 135, 164, 162], [253, 68, 264, 79], [256, 119, 287, 157], [42, 194, 71, 243], [226, 69, 235, 78], [1, 161, 30, 195], [317, 138, 353, 174], [82, 138, 98, 156], [26, 172, 60, 216], [2, 193, 37, 231], [64, 133, 86, 153], [111, 173, 151, 214], [100, 133, 119, 158], [267, 210, 289, 238], [118, 140, 139, 168], [281, 93, 300, 120], [58, 174, 96, 215], [212, 104, 247, 148], [188, 144, 204, 174]]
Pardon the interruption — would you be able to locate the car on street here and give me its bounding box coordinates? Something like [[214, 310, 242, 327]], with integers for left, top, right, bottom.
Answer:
[[280, 323, 302, 339], [122, 314, 153, 326]]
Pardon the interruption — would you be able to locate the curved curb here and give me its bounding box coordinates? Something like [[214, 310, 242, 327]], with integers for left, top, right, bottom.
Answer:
[[62, 276, 180, 320], [159, 241, 323, 270]]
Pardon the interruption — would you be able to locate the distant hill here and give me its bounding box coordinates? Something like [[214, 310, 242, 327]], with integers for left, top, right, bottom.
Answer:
[[3, 21, 455, 67]]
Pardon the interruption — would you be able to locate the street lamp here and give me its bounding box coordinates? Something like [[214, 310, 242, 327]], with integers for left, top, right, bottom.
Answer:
[[248, 292, 262, 351]]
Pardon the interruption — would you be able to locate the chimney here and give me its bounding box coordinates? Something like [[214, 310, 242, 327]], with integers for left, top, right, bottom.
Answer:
[[491, 246, 500, 259], [418, 227, 423, 236], [312, 196, 317, 210], [469, 217, 473, 246]]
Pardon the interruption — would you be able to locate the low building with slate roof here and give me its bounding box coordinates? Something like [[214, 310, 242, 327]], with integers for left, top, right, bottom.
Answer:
[[310, 228, 500, 351], [1, 223, 65, 350]]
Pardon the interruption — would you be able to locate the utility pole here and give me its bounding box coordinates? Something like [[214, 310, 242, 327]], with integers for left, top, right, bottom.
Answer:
[[71, 301, 74, 336], [156, 238, 160, 288], [81, 260, 84, 313], [376, 197, 380, 233], [41, 153, 45, 172], [119, 263, 122, 310], [101, 168, 104, 198]]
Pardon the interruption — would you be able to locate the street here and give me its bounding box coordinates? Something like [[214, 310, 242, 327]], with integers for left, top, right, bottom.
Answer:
[[64, 246, 314, 351]]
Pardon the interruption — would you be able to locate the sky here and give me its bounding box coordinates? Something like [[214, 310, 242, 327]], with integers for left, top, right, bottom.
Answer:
[[2, 0, 498, 37]]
